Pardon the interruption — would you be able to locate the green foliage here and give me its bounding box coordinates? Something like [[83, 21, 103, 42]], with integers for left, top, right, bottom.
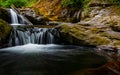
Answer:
[[107, 0, 120, 3], [61, 0, 91, 9], [25, 0, 38, 7], [0, 0, 37, 8], [105, 0, 120, 6], [0, 0, 27, 7], [61, 0, 82, 8], [0, 19, 11, 38]]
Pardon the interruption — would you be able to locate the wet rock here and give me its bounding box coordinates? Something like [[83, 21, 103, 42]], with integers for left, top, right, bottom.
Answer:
[[96, 46, 118, 53], [24, 13, 50, 25]]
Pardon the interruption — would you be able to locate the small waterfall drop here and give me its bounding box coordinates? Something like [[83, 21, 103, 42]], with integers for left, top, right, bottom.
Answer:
[[10, 9, 19, 24], [9, 9, 33, 25], [8, 27, 60, 46]]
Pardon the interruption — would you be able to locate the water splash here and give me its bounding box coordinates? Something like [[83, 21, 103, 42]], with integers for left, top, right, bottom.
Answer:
[[8, 27, 60, 46]]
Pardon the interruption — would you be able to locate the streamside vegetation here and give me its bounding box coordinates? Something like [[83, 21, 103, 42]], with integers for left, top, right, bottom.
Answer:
[[0, 0, 38, 7], [61, 0, 90, 9], [61, 0, 120, 9]]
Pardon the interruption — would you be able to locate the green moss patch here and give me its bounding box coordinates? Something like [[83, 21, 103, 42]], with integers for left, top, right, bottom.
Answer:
[[0, 7, 11, 23], [0, 19, 11, 46]]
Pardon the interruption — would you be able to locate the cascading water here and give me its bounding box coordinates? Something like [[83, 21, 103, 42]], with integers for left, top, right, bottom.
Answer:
[[10, 9, 19, 24], [8, 27, 60, 46], [9, 9, 33, 25], [10, 9, 24, 25]]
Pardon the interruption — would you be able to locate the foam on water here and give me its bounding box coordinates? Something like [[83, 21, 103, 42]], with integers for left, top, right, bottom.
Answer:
[[0, 43, 76, 53]]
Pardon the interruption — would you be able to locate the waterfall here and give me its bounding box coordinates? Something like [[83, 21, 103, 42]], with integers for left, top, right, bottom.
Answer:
[[10, 9, 19, 24], [8, 27, 60, 46], [9, 9, 33, 25]]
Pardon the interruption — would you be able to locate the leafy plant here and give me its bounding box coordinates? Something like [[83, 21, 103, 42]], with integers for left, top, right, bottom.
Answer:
[[105, 0, 120, 5], [61, 0, 83, 8], [0, 0, 27, 7], [61, 0, 91, 9]]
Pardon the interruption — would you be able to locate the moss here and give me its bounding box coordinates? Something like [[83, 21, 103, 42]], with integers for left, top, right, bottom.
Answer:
[[110, 6, 120, 16], [89, 27, 106, 34], [86, 35, 111, 46], [57, 24, 111, 46], [100, 32, 120, 40], [34, 0, 61, 21], [101, 15, 120, 32], [0, 19, 11, 46], [113, 40, 120, 47]]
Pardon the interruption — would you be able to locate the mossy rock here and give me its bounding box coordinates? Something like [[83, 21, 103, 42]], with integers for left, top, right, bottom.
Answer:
[[100, 32, 120, 40], [113, 40, 120, 47], [105, 16, 120, 32], [56, 24, 111, 46], [0, 7, 11, 23], [0, 19, 12, 47], [86, 35, 111, 46], [88, 27, 106, 34]]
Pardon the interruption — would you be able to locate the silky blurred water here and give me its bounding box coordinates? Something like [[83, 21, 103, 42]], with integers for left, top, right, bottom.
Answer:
[[0, 44, 107, 75]]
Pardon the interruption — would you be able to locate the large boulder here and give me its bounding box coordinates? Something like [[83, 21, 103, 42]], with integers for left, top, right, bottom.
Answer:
[[56, 24, 111, 46], [0, 19, 12, 48], [79, 1, 120, 49], [0, 7, 11, 23]]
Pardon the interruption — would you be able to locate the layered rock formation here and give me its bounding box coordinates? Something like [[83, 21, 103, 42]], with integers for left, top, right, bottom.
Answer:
[[33, 0, 81, 23]]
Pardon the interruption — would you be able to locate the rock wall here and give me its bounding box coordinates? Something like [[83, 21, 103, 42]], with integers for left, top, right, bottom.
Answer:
[[33, 0, 81, 23], [56, 0, 120, 49]]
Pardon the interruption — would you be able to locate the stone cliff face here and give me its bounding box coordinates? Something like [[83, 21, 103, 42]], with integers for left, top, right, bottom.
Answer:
[[33, 0, 120, 54], [54, 0, 120, 49], [55, 1, 120, 74], [33, 0, 81, 23], [80, 0, 120, 48]]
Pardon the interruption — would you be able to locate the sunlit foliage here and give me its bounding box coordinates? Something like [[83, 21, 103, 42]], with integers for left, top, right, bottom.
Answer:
[[0, 0, 38, 8]]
